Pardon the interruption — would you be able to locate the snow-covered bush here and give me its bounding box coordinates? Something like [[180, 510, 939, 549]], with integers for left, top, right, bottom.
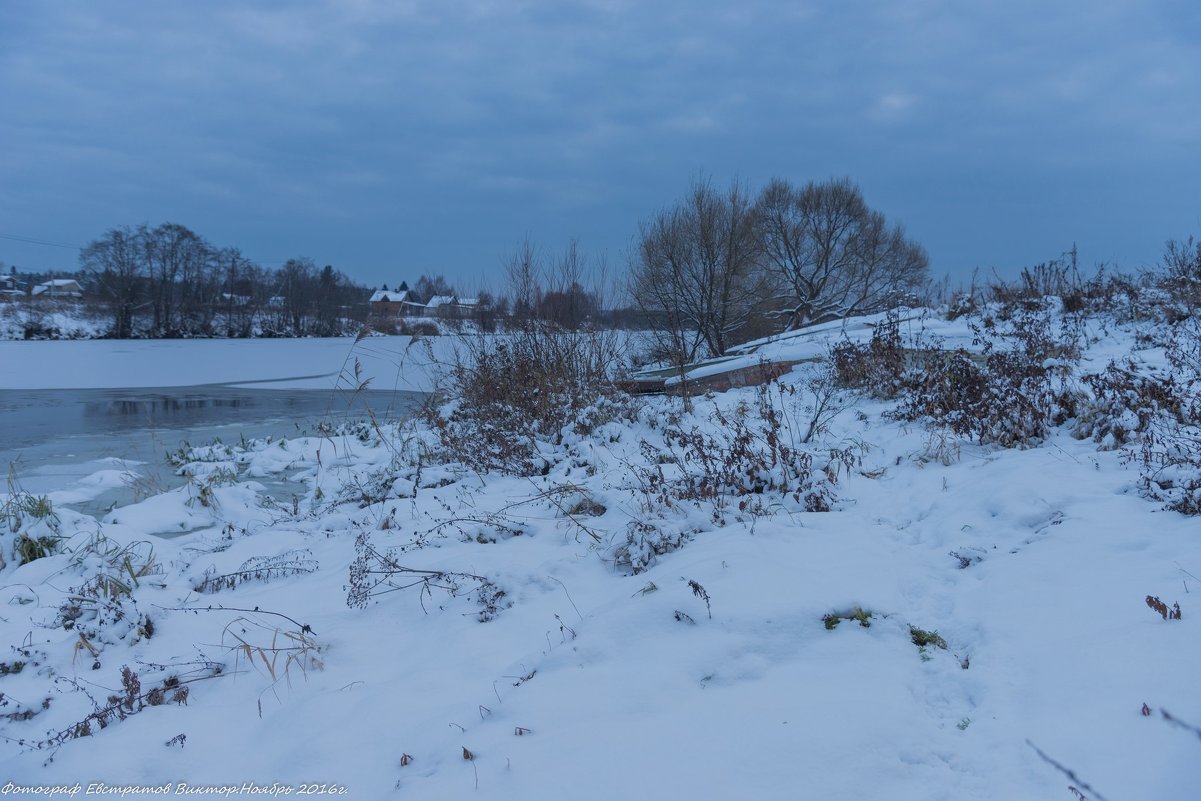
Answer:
[[636, 381, 857, 525], [1074, 361, 1185, 450], [428, 324, 632, 475], [832, 312, 906, 398], [892, 305, 1078, 449], [1133, 318, 1201, 514], [1157, 236, 1201, 321], [1137, 421, 1201, 515], [613, 520, 690, 575], [1, 486, 61, 568], [55, 533, 160, 648]]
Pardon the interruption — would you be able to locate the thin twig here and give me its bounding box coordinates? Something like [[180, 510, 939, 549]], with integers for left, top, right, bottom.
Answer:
[[154, 604, 316, 635], [548, 576, 583, 621], [1160, 709, 1201, 742], [1026, 740, 1112, 801]]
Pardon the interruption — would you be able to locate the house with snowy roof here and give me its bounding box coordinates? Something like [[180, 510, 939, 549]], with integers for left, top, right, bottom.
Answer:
[[369, 282, 430, 320], [369, 288, 411, 318], [0, 274, 22, 299], [423, 294, 454, 313], [31, 278, 83, 299], [425, 294, 485, 319]]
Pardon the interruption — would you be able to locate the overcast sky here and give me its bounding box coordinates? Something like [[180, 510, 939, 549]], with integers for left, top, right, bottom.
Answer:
[[2, 0, 1199, 291]]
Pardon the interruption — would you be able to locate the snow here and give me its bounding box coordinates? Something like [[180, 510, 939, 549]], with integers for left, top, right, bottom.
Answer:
[[424, 294, 456, 309], [0, 304, 107, 340], [0, 309, 1198, 798], [367, 289, 408, 304], [31, 280, 84, 297], [661, 310, 980, 385]]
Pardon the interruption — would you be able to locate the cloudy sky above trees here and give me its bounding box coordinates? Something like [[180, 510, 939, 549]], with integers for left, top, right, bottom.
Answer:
[[2, 0, 1198, 289]]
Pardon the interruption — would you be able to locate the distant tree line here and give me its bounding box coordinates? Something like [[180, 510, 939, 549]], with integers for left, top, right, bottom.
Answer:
[[79, 223, 367, 338], [7, 173, 928, 347]]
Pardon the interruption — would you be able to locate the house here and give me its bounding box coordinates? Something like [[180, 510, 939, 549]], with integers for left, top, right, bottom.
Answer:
[[428, 295, 483, 320], [423, 294, 455, 316], [369, 288, 412, 319], [31, 278, 83, 299], [0, 274, 22, 300]]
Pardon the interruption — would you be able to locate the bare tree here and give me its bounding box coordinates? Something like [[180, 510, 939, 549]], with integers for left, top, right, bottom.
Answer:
[[537, 239, 604, 329], [413, 274, 455, 306], [505, 238, 542, 324], [216, 247, 259, 337], [143, 222, 211, 336], [81, 225, 145, 339], [277, 257, 318, 336], [756, 177, 928, 330], [632, 178, 764, 362]]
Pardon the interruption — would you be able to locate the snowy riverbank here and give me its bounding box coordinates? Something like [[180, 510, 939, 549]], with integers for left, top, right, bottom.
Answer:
[[1, 305, 1198, 799]]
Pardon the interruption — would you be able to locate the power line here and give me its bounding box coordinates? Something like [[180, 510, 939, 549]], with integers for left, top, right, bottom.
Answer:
[[0, 232, 83, 250]]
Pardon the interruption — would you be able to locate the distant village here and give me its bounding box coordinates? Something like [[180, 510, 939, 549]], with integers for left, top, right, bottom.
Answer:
[[0, 257, 639, 340], [0, 266, 500, 338], [366, 282, 485, 321], [1, 269, 481, 318]]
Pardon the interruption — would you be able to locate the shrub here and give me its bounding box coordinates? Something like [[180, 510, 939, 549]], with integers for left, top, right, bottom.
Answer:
[[892, 307, 1078, 449], [1074, 361, 1184, 450], [638, 382, 857, 524], [1158, 236, 1201, 318], [988, 255, 1081, 311], [1136, 417, 1201, 515], [395, 320, 441, 337], [1131, 319, 1201, 514], [831, 313, 906, 399], [26, 660, 220, 751], [347, 533, 507, 620], [427, 323, 630, 475], [613, 521, 689, 575]]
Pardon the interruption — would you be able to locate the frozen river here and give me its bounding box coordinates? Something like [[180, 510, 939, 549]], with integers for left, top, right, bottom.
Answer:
[[0, 385, 423, 452], [0, 336, 442, 515]]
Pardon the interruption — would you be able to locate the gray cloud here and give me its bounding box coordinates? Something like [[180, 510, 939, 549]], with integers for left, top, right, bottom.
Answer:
[[2, 0, 1199, 284]]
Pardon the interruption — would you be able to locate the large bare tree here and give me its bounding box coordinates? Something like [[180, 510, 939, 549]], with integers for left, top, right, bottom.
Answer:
[[756, 177, 928, 330], [143, 222, 211, 336], [81, 225, 145, 339], [632, 178, 764, 362]]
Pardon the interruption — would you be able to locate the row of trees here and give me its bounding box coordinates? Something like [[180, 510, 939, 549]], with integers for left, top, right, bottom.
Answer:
[[632, 177, 929, 362], [64, 175, 925, 347], [81, 223, 366, 338]]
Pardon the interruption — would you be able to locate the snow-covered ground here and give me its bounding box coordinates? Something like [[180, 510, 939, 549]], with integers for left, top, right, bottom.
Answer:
[[0, 303, 107, 341], [0, 308, 1198, 799]]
